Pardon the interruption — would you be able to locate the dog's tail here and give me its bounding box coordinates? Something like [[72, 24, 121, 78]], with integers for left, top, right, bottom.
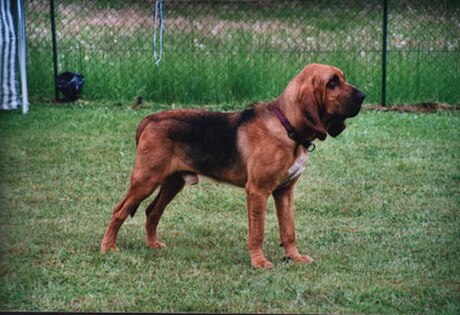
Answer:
[[135, 116, 152, 147]]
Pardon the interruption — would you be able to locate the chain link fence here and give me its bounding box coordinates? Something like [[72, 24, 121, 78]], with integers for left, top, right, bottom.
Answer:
[[25, 0, 459, 105]]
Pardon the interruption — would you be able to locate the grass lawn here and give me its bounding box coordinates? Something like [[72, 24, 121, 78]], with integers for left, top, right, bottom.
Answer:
[[0, 103, 459, 313]]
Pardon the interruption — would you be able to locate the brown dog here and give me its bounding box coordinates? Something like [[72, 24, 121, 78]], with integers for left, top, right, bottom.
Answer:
[[101, 63, 365, 268]]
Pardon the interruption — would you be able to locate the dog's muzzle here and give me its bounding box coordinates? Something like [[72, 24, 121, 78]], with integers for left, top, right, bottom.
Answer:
[[347, 88, 366, 117]]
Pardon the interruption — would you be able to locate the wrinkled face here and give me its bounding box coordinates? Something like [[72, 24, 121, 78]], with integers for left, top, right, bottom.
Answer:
[[296, 64, 366, 138], [321, 66, 365, 119]]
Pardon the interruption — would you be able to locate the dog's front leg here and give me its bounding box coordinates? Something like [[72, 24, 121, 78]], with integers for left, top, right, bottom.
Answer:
[[273, 182, 314, 264], [246, 184, 272, 269]]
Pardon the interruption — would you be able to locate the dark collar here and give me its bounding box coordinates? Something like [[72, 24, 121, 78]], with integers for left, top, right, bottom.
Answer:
[[269, 104, 316, 152]]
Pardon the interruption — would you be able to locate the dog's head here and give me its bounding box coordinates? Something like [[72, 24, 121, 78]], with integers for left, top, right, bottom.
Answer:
[[282, 63, 365, 140]]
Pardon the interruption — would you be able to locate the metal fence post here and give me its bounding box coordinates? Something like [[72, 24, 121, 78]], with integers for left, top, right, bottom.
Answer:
[[50, 0, 59, 101], [381, 0, 388, 106]]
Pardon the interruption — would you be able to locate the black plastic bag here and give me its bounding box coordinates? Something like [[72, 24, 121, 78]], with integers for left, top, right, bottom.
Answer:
[[56, 72, 84, 102]]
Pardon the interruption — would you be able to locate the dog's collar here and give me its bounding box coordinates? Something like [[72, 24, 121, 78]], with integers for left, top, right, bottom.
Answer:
[[269, 105, 316, 152]]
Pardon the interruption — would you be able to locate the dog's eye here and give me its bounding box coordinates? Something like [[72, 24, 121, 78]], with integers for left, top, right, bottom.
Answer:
[[327, 76, 340, 89]]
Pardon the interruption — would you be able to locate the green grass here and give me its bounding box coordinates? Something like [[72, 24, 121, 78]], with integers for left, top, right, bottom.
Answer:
[[25, 0, 460, 105], [0, 103, 459, 313]]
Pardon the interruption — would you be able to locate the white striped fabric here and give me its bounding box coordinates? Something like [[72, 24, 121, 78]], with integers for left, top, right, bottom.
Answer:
[[0, 0, 21, 110]]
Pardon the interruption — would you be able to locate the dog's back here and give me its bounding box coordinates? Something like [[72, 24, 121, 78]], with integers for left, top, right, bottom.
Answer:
[[135, 108, 257, 178]]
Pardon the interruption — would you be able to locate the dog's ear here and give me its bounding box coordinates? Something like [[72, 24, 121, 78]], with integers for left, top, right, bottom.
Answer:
[[327, 120, 346, 137], [298, 77, 328, 141]]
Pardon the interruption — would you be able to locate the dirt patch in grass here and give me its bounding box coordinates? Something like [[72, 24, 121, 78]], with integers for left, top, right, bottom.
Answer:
[[366, 103, 460, 113]]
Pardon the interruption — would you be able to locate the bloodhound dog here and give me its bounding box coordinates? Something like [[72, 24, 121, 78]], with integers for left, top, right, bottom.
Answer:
[[101, 63, 365, 268]]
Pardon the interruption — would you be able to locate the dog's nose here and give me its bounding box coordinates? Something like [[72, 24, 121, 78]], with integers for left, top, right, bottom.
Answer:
[[355, 90, 366, 101]]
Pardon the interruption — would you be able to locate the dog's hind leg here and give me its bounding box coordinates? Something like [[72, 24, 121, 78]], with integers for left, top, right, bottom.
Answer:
[[145, 172, 185, 249], [101, 172, 163, 253]]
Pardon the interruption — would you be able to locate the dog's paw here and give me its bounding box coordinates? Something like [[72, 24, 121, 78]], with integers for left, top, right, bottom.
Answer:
[[147, 241, 167, 249], [251, 258, 273, 269], [287, 254, 314, 264], [101, 243, 119, 253]]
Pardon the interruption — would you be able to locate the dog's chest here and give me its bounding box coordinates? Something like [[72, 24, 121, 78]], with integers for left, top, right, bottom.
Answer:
[[282, 148, 308, 185]]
